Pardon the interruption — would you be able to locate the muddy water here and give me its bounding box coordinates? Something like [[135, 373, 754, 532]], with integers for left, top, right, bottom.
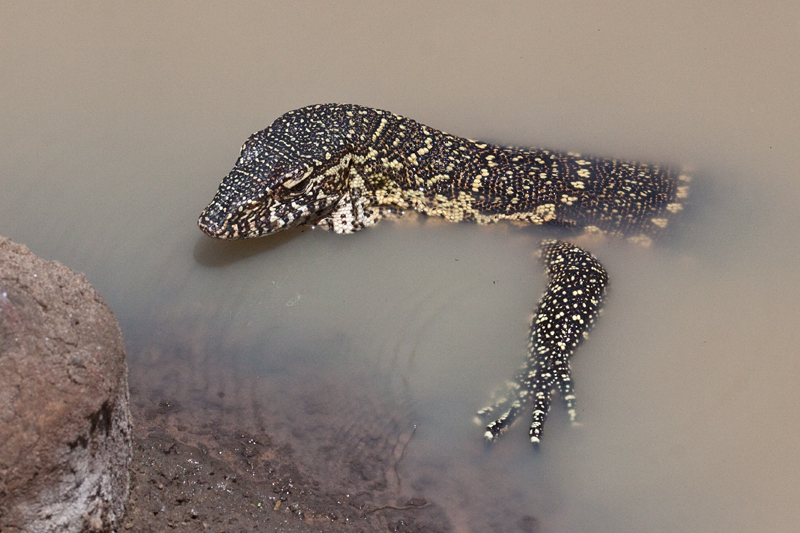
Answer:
[[2, 2, 800, 531]]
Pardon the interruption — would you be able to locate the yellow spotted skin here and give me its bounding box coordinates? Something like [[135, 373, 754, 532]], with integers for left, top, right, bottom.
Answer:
[[198, 104, 688, 445], [477, 240, 608, 444], [198, 104, 687, 240]]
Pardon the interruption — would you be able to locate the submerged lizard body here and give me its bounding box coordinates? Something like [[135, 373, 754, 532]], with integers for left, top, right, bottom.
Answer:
[[199, 104, 688, 444]]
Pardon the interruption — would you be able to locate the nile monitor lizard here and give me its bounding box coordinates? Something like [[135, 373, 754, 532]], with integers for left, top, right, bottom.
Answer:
[[198, 103, 689, 445]]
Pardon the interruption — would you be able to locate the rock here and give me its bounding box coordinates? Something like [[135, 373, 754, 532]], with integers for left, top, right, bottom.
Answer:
[[0, 236, 131, 532]]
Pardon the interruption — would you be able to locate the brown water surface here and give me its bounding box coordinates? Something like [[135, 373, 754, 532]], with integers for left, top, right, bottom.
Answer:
[[2, 2, 799, 531]]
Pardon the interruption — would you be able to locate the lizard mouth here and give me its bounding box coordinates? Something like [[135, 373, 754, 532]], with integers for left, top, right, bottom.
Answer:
[[197, 192, 268, 239], [198, 193, 340, 239]]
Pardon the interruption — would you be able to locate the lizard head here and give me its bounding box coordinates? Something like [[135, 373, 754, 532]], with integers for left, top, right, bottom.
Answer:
[[198, 105, 353, 239]]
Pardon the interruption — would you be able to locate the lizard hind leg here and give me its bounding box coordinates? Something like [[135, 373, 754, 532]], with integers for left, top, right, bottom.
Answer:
[[479, 239, 608, 445], [526, 239, 608, 444]]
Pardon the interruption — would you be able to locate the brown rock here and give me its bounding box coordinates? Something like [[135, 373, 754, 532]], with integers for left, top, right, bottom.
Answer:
[[0, 236, 131, 532]]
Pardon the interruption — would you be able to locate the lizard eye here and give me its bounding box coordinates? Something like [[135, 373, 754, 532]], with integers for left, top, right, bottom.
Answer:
[[281, 167, 314, 191]]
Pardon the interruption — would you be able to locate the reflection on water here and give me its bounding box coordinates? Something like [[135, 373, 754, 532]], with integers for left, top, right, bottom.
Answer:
[[2, 2, 800, 531]]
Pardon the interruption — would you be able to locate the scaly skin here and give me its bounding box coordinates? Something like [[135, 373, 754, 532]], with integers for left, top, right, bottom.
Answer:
[[199, 104, 689, 444], [476, 240, 608, 443]]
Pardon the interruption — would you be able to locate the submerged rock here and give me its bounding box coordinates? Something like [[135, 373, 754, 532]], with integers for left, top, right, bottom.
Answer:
[[0, 236, 131, 532]]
